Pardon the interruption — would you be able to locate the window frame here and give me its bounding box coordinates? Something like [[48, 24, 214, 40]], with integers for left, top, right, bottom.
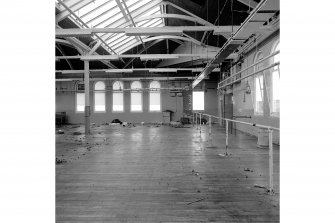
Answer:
[[130, 81, 143, 112], [270, 39, 280, 117], [253, 51, 264, 116], [93, 81, 106, 113], [149, 81, 161, 112], [112, 81, 124, 113]]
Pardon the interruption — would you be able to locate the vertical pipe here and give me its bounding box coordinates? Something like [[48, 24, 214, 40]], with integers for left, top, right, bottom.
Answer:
[[84, 60, 90, 135], [269, 128, 274, 194], [193, 112, 195, 127], [225, 119, 229, 155], [196, 113, 198, 129], [209, 115, 212, 146], [199, 113, 202, 134]]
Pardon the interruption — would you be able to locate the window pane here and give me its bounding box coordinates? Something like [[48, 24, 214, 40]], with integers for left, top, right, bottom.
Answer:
[[95, 81, 105, 90], [95, 92, 105, 111], [113, 81, 124, 90], [272, 70, 280, 113], [76, 93, 85, 112], [255, 75, 264, 114], [131, 81, 142, 89], [150, 92, 160, 111], [131, 92, 142, 111], [192, 91, 204, 110], [113, 93, 124, 111]]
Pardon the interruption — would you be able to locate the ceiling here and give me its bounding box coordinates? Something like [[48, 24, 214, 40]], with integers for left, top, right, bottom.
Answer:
[[55, 0, 279, 82]]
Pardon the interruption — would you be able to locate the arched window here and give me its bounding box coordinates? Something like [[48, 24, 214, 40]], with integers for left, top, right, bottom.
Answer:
[[75, 81, 85, 112], [94, 81, 106, 112], [271, 40, 280, 116], [131, 81, 142, 112], [254, 51, 264, 115], [149, 81, 161, 111], [112, 81, 124, 112]]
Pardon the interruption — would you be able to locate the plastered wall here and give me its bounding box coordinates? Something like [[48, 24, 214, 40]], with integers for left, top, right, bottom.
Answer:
[[56, 80, 218, 124]]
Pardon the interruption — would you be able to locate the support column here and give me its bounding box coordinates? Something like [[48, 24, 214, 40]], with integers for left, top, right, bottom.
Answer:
[[268, 128, 274, 194], [84, 60, 90, 135], [193, 112, 195, 127], [207, 115, 215, 148], [225, 120, 229, 155], [199, 113, 202, 135], [218, 93, 223, 126]]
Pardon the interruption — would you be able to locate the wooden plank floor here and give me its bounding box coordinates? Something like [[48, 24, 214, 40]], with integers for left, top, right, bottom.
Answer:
[[56, 124, 279, 222]]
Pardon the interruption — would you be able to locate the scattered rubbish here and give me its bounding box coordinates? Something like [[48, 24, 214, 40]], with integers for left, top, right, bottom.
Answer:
[[254, 184, 270, 192], [57, 129, 64, 134], [141, 122, 144, 125], [56, 158, 67, 164], [122, 122, 128, 127], [73, 132, 82, 135], [112, 119, 122, 124], [174, 125, 190, 128], [187, 197, 206, 205], [244, 168, 253, 172], [180, 117, 190, 125]]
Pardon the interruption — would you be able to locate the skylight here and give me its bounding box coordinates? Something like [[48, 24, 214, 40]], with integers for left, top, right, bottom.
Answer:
[[61, 0, 164, 54]]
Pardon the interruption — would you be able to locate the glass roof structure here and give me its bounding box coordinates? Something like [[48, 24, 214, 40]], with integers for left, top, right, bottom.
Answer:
[[58, 0, 164, 54]]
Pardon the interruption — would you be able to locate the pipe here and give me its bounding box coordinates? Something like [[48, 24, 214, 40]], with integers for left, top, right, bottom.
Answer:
[[192, 0, 269, 88], [218, 50, 280, 88], [195, 112, 279, 131], [218, 62, 280, 90], [269, 129, 274, 194], [225, 119, 229, 155], [199, 113, 202, 135], [208, 115, 213, 146]]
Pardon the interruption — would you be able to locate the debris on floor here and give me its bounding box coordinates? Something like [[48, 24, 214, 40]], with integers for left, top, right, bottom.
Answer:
[[112, 119, 122, 124], [244, 168, 253, 172], [56, 157, 67, 164], [187, 197, 206, 205], [57, 129, 64, 134], [73, 132, 82, 135], [180, 117, 190, 125], [254, 184, 270, 192]]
